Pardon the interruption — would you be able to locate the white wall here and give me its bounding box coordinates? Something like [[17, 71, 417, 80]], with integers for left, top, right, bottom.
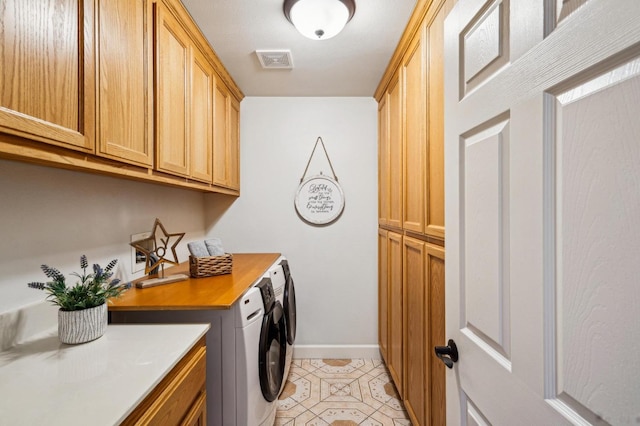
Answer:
[[204, 97, 379, 357], [0, 160, 206, 314]]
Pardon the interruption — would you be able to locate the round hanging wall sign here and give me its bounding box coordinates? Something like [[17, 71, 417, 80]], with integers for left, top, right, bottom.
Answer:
[[294, 174, 345, 225]]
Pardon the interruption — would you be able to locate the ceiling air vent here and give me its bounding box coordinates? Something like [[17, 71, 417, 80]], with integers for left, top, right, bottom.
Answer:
[[256, 50, 293, 69]]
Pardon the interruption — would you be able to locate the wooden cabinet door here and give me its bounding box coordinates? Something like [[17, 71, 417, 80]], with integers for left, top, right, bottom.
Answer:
[[387, 231, 404, 396], [378, 97, 390, 226], [424, 0, 454, 239], [227, 97, 240, 191], [378, 228, 390, 363], [403, 26, 427, 234], [212, 81, 228, 187], [182, 391, 206, 426], [403, 236, 427, 425], [0, 0, 95, 151], [189, 46, 214, 183], [387, 72, 403, 229], [155, 1, 189, 177], [212, 80, 240, 191], [425, 243, 445, 426], [96, 0, 153, 167]]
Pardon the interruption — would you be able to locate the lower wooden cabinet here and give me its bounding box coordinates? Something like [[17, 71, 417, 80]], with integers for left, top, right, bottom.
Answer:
[[426, 243, 446, 426], [122, 337, 207, 425], [378, 229, 390, 364], [403, 236, 427, 424], [387, 231, 404, 395], [181, 391, 207, 426], [379, 231, 445, 425]]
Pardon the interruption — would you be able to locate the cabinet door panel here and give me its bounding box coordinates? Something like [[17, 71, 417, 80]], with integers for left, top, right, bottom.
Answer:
[[403, 236, 427, 425], [97, 0, 153, 166], [378, 229, 390, 363], [426, 243, 445, 426], [212, 82, 229, 187], [425, 0, 454, 239], [388, 73, 403, 228], [0, 0, 95, 151], [403, 28, 426, 234], [156, 2, 189, 177], [388, 231, 404, 395], [189, 47, 213, 183], [378, 98, 390, 226], [228, 97, 240, 190]]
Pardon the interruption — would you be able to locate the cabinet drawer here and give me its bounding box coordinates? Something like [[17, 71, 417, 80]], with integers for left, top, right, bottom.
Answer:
[[122, 337, 206, 425]]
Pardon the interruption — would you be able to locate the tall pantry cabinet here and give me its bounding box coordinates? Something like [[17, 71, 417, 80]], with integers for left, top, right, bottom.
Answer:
[[377, 0, 454, 424]]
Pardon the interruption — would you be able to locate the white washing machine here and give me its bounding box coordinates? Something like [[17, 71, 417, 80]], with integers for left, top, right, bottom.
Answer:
[[234, 276, 286, 425], [110, 265, 287, 426], [267, 256, 297, 389]]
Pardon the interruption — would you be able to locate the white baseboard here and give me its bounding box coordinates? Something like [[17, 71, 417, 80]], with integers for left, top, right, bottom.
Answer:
[[292, 344, 381, 359]]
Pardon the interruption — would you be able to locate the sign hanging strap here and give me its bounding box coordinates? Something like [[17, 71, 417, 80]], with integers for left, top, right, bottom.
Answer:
[[299, 136, 339, 183]]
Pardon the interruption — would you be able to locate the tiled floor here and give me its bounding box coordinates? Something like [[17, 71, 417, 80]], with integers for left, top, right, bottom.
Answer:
[[276, 359, 411, 425]]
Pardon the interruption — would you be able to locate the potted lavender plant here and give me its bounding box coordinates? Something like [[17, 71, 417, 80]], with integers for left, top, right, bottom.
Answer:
[[28, 255, 128, 344]]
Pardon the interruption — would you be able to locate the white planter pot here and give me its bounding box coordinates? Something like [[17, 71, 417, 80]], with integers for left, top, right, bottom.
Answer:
[[58, 303, 108, 344]]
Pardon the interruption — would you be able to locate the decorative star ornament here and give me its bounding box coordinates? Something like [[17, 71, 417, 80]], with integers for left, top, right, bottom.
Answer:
[[130, 218, 185, 275]]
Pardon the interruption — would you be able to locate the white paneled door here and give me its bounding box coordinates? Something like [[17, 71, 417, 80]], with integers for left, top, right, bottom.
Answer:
[[444, 0, 640, 424]]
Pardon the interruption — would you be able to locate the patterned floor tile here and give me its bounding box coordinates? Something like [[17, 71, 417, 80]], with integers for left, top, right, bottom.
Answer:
[[320, 377, 363, 402], [276, 359, 410, 425]]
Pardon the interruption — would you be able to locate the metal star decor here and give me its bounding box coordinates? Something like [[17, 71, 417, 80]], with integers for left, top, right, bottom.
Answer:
[[130, 218, 185, 276]]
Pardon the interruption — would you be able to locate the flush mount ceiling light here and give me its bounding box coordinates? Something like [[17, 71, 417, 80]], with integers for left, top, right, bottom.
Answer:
[[283, 0, 356, 41]]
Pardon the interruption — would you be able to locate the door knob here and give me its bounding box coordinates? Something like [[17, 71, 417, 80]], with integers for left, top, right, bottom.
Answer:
[[434, 339, 459, 369]]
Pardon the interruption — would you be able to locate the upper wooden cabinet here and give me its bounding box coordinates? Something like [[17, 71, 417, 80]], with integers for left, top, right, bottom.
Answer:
[[155, 1, 190, 178], [387, 71, 403, 229], [376, 0, 450, 241], [212, 80, 240, 191], [228, 97, 240, 191], [96, 0, 153, 167], [402, 27, 427, 234], [155, 0, 239, 188], [378, 97, 390, 226], [0, 0, 95, 152], [425, 1, 449, 239], [0, 0, 243, 195], [189, 47, 215, 183]]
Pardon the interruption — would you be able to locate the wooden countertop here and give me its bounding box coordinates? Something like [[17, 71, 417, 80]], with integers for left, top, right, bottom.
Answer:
[[108, 253, 280, 311]]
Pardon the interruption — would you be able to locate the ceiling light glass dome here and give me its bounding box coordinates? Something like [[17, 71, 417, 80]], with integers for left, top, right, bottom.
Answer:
[[284, 0, 356, 41]]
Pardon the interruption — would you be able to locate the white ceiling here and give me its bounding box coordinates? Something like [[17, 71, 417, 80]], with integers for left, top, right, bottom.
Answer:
[[181, 0, 418, 97]]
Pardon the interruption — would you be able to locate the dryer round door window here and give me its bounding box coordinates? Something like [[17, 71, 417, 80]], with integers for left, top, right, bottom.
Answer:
[[259, 301, 287, 402]]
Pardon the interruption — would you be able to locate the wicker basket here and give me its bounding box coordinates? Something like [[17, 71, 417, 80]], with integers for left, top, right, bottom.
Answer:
[[189, 253, 233, 278]]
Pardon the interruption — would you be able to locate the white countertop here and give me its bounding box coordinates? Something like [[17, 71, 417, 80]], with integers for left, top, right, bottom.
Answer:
[[0, 323, 209, 425]]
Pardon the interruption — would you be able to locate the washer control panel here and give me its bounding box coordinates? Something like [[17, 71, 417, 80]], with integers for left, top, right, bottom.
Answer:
[[256, 277, 276, 311]]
